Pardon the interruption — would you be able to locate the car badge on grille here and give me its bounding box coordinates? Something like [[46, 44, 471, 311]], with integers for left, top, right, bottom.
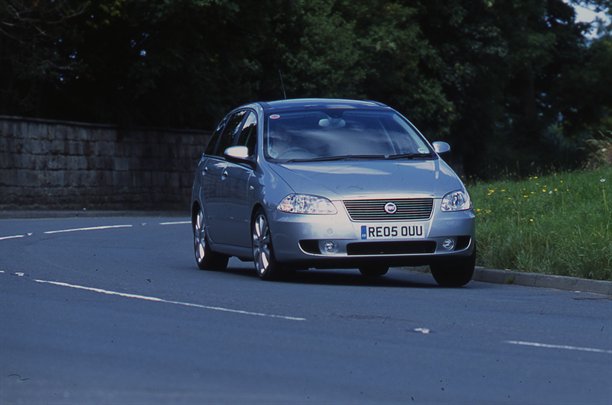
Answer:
[[384, 202, 397, 214]]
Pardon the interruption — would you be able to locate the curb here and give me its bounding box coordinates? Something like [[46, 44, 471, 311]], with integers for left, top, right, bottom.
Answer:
[[473, 267, 612, 297]]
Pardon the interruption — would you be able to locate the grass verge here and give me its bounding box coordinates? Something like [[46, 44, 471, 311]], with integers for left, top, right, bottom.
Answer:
[[469, 166, 611, 281]]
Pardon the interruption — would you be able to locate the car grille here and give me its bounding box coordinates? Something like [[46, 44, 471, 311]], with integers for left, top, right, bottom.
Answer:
[[343, 198, 433, 222], [346, 241, 436, 255]]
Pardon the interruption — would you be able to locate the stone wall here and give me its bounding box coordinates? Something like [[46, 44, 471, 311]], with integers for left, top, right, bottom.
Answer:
[[0, 116, 211, 210]]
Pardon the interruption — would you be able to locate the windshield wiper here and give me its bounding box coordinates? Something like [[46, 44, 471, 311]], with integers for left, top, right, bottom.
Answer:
[[386, 153, 433, 160], [283, 154, 388, 163], [282, 153, 433, 163]]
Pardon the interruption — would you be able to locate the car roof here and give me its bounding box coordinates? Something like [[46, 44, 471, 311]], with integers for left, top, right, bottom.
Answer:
[[258, 98, 390, 113]]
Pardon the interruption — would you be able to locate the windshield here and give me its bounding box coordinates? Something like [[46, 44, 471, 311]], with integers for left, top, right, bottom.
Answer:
[[265, 109, 433, 162]]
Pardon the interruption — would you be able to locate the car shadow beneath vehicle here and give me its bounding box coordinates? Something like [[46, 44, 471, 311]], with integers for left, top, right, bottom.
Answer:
[[224, 264, 438, 289]]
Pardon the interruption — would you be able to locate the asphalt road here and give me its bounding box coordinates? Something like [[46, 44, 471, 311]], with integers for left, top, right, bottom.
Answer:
[[1, 216, 611, 404]]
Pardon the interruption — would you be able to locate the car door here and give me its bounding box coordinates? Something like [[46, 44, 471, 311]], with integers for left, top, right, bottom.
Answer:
[[217, 110, 258, 248], [201, 110, 247, 243]]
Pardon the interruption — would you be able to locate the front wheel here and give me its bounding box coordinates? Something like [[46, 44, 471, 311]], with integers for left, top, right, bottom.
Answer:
[[252, 209, 283, 280], [430, 251, 475, 287], [193, 208, 228, 271]]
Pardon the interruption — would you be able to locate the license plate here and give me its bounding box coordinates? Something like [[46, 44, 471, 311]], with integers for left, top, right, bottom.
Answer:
[[360, 223, 426, 240]]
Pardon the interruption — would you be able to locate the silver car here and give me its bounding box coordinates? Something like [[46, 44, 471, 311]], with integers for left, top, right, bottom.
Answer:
[[191, 99, 475, 286]]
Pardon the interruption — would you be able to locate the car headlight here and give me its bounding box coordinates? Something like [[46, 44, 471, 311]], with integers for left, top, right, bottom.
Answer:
[[277, 194, 337, 215], [441, 190, 471, 211]]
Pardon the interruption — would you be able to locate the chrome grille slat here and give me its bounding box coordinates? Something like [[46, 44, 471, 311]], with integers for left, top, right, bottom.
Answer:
[[343, 198, 433, 221]]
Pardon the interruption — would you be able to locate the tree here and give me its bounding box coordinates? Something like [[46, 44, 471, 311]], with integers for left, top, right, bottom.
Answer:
[[0, 1, 90, 117], [1, 0, 609, 178]]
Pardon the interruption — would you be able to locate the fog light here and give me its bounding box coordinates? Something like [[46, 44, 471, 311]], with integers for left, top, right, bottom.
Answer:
[[320, 240, 338, 254], [442, 238, 455, 251]]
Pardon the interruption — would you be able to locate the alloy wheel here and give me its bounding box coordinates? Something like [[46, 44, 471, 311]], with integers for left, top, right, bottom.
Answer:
[[252, 213, 271, 275], [252, 210, 282, 279], [194, 210, 206, 265], [193, 208, 228, 270]]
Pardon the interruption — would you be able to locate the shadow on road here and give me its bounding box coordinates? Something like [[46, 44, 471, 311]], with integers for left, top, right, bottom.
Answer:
[[222, 265, 438, 289]]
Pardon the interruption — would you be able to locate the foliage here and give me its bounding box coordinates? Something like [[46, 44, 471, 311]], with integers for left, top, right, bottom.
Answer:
[[0, 0, 610, 178], [470, 167, 612, 280]]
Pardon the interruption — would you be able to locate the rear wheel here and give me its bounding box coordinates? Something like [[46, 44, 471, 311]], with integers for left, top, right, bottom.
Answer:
[[252, 209, 283, 280], [430, 251, 475, 287], [193, 208, 228, 270], [358, 265, 389, 277]]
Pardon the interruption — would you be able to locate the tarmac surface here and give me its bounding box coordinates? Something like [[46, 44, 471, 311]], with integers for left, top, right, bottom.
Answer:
[[2, 210, 610, 296], [1, 214, 611, 403]]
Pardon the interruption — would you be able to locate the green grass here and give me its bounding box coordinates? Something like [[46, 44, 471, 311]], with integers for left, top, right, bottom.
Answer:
[[469, 166, 612, 281]]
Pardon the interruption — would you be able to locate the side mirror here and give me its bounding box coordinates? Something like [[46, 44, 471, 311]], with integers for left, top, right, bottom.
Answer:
[[432, 141, 451, 154], [224, 146, 256, 168]]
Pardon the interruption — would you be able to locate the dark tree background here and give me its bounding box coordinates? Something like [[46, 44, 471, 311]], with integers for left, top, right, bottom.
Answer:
[[1, 0, 610, 178]]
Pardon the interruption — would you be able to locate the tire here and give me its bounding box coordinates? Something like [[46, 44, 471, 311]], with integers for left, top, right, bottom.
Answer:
[[358, 265, 389, 277], [430, 251, 475, 287], [193, 208, 228, 270], [252, 209, 283, 280]]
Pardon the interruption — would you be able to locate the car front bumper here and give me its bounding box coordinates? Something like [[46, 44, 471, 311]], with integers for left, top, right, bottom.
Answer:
[[269, 199, 475, 268]]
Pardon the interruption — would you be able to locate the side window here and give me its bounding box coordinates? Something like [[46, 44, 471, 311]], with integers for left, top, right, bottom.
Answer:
[[205, 117, 227, 156], [236, 111, 257, 156], [216, 110, 247, 156]]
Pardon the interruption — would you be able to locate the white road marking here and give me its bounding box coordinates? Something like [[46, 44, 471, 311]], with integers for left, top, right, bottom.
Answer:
[[2, 221, 188, 239], [34, 279, 306, 322], [0, 234, 25, 241], [505, 340, 612, 355], [44, 225, 133, 234], [159, 221, 191, 226]]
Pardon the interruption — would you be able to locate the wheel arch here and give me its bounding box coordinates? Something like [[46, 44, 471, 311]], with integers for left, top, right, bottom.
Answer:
[[250, 203, 265, 225]]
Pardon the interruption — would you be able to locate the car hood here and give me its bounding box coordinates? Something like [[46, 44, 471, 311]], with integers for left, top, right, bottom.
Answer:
[[268, 159, 464, 199]]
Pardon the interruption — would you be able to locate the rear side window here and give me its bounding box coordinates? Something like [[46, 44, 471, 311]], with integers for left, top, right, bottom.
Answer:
[[205, 117, 227, 156]]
